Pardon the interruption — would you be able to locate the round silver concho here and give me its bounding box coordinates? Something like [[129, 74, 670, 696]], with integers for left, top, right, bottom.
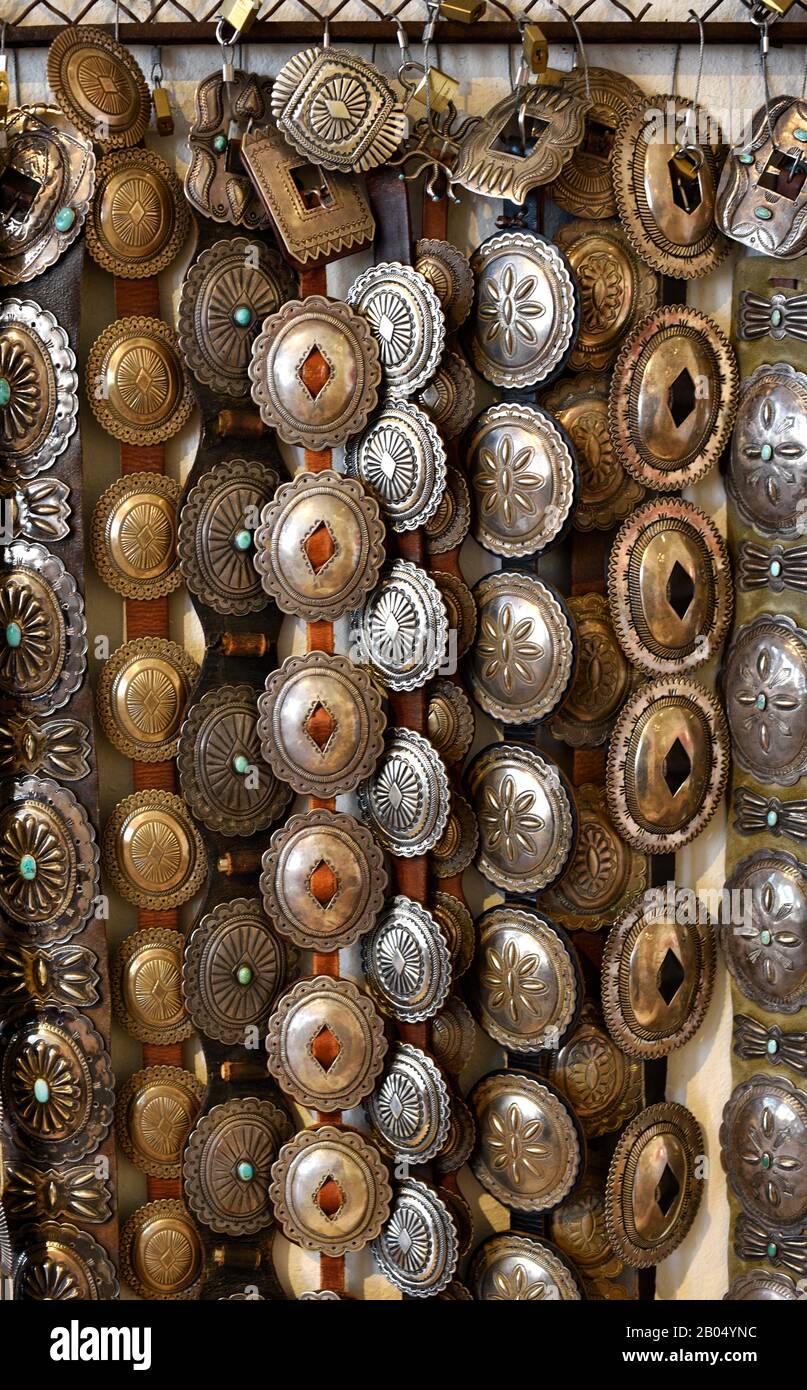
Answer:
[[365, 1042, 452, 1164], [0, 298, 79, 480], [470, 1233, 583, 1301], [467, 742, 576, 895], [346, 261, 446, 398], [352, 560, 448, 693], [470, 232, 579, 391], [466, 402, 576, 558], [344, 399, 447, 533], [471, 906, 580, 1053], [357, 728, 450, 858], [469, 571, 575, 725], [361, 894, 452, 1023], [372, 1178, 459, 1298]]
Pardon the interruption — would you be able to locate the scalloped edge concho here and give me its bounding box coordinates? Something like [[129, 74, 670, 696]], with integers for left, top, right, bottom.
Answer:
[[271, 46, 407, 174]]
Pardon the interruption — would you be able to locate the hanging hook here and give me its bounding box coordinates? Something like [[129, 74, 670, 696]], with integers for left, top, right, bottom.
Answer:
[[675, 9, 707, 168], [323, 17, 331, 49]]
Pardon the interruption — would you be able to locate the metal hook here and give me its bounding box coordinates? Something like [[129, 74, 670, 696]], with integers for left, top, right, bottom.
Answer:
[[151, 47, 163, 87], [536, 2, 590, 101], [323, 18, 331, 49], [676, 10, 707, 158], [759, 20, 776, 146]]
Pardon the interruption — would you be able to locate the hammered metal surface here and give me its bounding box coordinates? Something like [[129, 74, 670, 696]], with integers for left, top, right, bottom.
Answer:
[[13, 1223, 118, 1301], [177, 237, 296, 398], [416, 349, 476, 439], [425, 467, 471, 555], [470, 231, 578, 390], [612, 94, 728, 278], [356, 728, 450, 858], [608, 497, 733, 675], [723, 614, 807, 786], [606, 678, 730, 853], [102, 790, 207, 911], [258, 652, 385, 798], [469, 1070, 582, 1213], [260, 808, 387, 953], [720, 1075, 807, 1235], [608, 305, 739, 492], [345, 398, 447, 533], [415, 239, 475, 332], [361, 894, 452, 1023], [248, 295, 381, 450], [427, 679, 475, 766], [601, 898, 716, 1058], [346, 261, 446, 398], [177, 459, 279, 616], [87, 148, 188, 279], [254, 468, 384, 621], [178, 684, 291, 837], [554, 219, 659, 375], [267, 975, 387, 1112], [183, 897, 287, 1046], [467, 742, 575, 895], [605, 1102, 704, 1267], [269, 1124, 392, 1256], [453, 83, 590, 203], [466, 402, 576, 557], [721, 850, 807, 1014], [469, 571, 574, 724], [471, 906, 580, 1053]]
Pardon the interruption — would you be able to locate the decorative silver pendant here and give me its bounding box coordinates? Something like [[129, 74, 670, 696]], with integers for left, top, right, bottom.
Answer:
[[467, 402, 576, 558], [352, 560, 448, 692], [271, 46, 407, 174], [470, 232, 578, 390], [346, 262, 446, 398], [716, 97, 807, 258], [469, 571, 575, 725], [344, 399, 447, 533]]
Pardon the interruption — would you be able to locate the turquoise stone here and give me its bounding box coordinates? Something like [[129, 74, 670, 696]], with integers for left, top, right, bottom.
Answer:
[[761, 443, 773, 461], [5, 621, 22, 648], [33, 1078, 50, 1104], [767, 810, 779, 827], [237, 1161, 254, 1182], [236, 965, 253, 986], [795, 129, 807, 142], [760, 929, 772, 946], [0, 377, 10, 408], [233, 753, 249, 775], [757, 693, 767, 710], [770, 308, 783, 327], [214, 133, 227, 153], [767, 1038, 779, 1055], [233, 305, 253, 327], [770, 559, 782, 578], [755, 206, 773, 220], [55, 206, 75, 232], [761, 1152, 772, 1170], [234, 528, 252, 552], [767, 1241, 778, 1258], [19, 853, 37, 881], [739, 152, 754, 164]]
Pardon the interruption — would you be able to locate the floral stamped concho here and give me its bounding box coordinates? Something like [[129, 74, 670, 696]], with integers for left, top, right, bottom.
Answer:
[[723, 614, 807, 786], [728, 363, 807, 538]]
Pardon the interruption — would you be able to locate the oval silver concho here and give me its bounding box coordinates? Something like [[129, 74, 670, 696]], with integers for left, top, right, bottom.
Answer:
[[372, 1178, 459, 1298], [469, 571, 575, 725], [727, 364, 807, 538], [466, 402, 576, 558], [467, 743, 576, 895], [344, 399, 447, 533], [365, 1041, 451, 1164], [471, 906, 580, 1054], [0, 298, 79, 480], [357, 728, 450, 858], [352, 560, 448, 692], [361, 895, 452, 1023], [469, 232, 578, 391], [723, 615, 807, 786], [346, 261, 446, 398]]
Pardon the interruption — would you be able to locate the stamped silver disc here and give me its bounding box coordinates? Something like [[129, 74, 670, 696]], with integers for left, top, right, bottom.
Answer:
[[365, 1042, 451, 1163], [361, 894, 452, 1023], [352, 560, 448, 692], [346, 261, 446, 398], [470, 571, 575, 725], [372, 1178, 459, 1298], [467, 401, 576, 558], [467, 742, 575, 894], [357, 728, 450, 858], [344, 398, 447, 533], [470, 232, 578, 390]]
